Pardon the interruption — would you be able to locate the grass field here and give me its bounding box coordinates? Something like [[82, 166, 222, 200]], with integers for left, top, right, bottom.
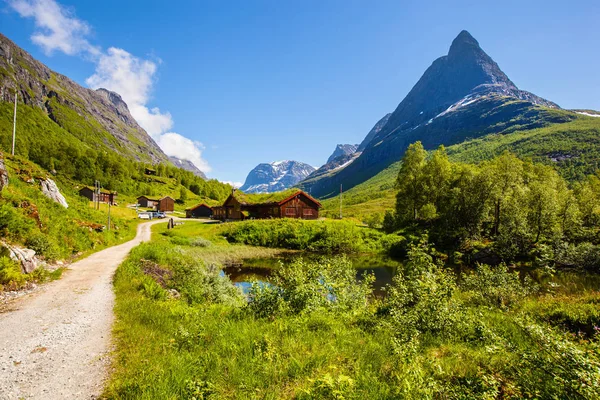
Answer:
[[104, 220, 600, 399]]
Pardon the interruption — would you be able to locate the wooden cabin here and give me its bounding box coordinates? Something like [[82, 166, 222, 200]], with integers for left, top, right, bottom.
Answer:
[[156, 196, 175, 212], [78, 187, 117, 205], [186, 204, 213, 218], [213, 189, 321, 221], [137, 195, 158, 208], [145, 168, 157, 176]]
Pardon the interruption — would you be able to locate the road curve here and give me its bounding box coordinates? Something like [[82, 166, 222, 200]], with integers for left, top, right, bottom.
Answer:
[[0, 219, 167, 400]]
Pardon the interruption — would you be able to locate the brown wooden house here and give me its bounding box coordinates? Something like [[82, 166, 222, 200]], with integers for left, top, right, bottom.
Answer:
[[156, 196, 175, 212], [213, 189, 321, 221], [186, 203, 213, 218], [78, 186, 117, 205], [137, 195, 158, 208]]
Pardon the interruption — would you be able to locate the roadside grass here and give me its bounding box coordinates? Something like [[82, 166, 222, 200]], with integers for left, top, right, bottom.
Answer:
[[0, 156, 141, 290], [105, 224, 600, 399]]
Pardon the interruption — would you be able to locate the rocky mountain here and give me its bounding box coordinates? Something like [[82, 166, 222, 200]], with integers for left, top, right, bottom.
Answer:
[[168, 156, 207, 179], [240, 160, 316, 193], [326, 144, 359, 164], [0, 33, 167, 164], [357, 113, 391, 152], [299, 30, 572, 198]]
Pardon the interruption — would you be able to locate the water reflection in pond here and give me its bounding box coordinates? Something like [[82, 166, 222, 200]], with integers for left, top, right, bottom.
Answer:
[[222, 253, 600, 297], [222, 253, 403, 296]]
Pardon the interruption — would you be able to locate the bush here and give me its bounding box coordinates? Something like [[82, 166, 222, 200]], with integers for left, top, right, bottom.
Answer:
[[556, 242, 600, 272], [460, 264, 538, 309], [24, 232, 60, 260], [129, 243, 243, 306], [0, 256, 26, 290], [249, 256, 374, 317], [385, 242, 462, 344], [223, 219, 399, 254]]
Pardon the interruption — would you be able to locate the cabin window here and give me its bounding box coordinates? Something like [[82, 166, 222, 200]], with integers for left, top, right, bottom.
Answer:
[[285, 208, 296, 216], [303, 209, 313, 216]]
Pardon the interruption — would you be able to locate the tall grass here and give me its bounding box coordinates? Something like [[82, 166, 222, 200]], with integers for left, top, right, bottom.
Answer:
[[105, 224, 600, 399]]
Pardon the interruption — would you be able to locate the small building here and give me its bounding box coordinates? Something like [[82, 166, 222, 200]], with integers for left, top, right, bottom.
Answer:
[[145, 168, 157, 176], [156, 196, 175, 212], [213, 189, 321, 221], [186, 203, 213, 218], [137, 195, 158, 208], [78, 187, 117, 205]]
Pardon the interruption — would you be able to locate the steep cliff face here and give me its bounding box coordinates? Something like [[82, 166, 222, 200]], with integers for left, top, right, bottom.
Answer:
[[0, 33, 167, 164], [357, 113, 391, 152], [169, 156, 207, 179], [300, 31, 570, 198], [240, 161, 315, 193], [326, 144, 359, 164]]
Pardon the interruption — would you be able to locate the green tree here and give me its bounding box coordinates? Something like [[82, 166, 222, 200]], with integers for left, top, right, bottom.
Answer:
[[395, 141, 427, 222]]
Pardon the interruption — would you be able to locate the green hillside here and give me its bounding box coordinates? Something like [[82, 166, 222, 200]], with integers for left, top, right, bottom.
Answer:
[[322, 113, 600, 220]]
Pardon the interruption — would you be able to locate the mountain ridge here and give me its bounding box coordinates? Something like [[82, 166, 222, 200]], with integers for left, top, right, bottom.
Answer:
[[0, 33, 167, 164], [298, 30, 569, 198]]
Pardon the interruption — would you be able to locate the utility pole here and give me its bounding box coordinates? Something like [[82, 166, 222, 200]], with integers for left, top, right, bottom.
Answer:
[[12, 93, 17, 156], [339, 184, 343, 219]]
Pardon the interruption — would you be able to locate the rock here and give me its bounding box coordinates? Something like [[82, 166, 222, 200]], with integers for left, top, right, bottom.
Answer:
[[0, 152, 7, 191], [0, 242, 41, 274], [40, 178, 68, 208]]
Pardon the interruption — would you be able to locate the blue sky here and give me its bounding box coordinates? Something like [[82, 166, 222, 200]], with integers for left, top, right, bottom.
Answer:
[[2, 0, 599, 185]]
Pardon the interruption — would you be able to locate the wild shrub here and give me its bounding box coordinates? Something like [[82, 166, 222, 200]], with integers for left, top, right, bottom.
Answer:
[[555, 242, 600, 272], [0, 203, 33, 239], [460, 264, 538, 309], [512, 318, 600, 398], [130, 243, 243, 306], [248, 256, 374, 317], [24, 232, 60, 260], [222, 219, 399, 254], [0, 256, 26, 290], [385, 242, 462, 345]]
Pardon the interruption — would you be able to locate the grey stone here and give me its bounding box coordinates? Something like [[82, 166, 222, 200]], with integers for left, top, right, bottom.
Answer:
[[40, 178, 68, 208]]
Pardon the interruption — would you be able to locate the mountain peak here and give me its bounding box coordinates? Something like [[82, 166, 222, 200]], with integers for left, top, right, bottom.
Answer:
[[241, 160, 316, 193], [448, 30, 486, 61], [450, 30, 478, 48]]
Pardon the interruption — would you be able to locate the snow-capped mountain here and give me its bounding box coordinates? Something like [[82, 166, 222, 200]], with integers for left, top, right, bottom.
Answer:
[[240, 160, 316, 193], [326, 144, 359, 164]]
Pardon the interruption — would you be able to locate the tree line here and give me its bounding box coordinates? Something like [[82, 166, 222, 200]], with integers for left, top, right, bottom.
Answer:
[[387, 141, 600, 268]]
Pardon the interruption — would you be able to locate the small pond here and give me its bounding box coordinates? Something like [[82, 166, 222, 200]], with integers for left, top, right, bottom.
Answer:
[[222, 252, 402, 296], [222, 253, 600, 297]]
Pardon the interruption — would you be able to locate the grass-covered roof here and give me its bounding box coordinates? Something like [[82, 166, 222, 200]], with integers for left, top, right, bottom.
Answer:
[[231, 189, 321, 206]]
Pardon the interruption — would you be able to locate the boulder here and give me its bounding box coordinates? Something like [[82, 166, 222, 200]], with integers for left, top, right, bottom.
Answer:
[[0, 242, 41, 274], [0, 152, 8, 191], [40, 178, 68, 208]]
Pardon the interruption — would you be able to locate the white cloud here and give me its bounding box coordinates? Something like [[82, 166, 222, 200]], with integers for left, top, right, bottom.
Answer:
[[157, 133, 211, 173], [9, 0, 211, 174], [223, 181, 242, 188], [8, 0, 99, 56]]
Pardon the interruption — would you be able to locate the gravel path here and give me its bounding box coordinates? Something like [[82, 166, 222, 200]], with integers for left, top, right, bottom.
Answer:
[[0, 219, 166, 400]]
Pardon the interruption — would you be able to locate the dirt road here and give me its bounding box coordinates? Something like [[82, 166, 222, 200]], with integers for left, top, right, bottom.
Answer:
[[0, 219, 166, 399]]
